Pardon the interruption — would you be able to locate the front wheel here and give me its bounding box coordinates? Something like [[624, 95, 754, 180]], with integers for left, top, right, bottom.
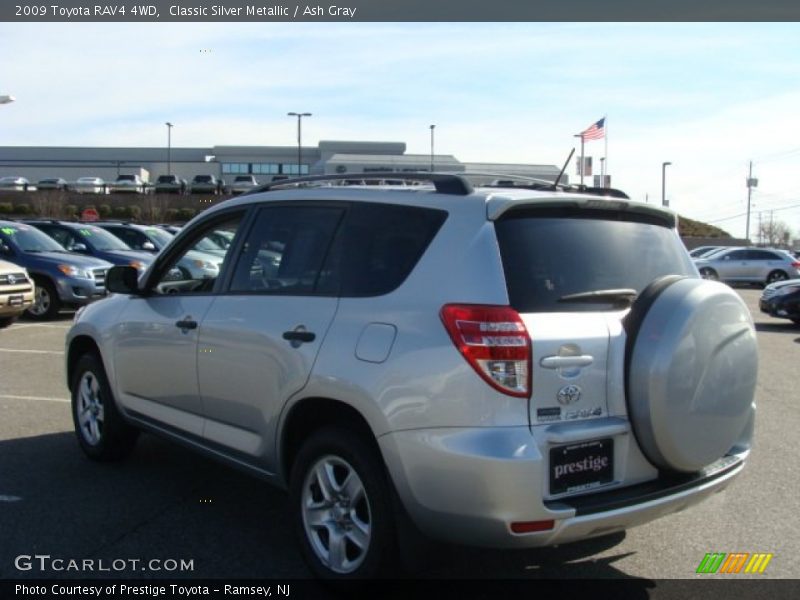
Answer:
[[26, 277, 61, 320], [289, 426, 396, 579], [71, 353, 138, 461]]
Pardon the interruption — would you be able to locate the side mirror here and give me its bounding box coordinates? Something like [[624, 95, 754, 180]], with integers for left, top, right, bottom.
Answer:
[[142, 241, 156, 252], [0, 243, 12, 255], [107, 265, 140, 294]]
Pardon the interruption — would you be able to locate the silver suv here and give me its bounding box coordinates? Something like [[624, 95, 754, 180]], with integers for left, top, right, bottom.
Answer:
[[66, 174, 758, 579]]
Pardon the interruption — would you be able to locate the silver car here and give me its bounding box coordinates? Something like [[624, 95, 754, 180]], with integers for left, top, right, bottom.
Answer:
[[0, 176, 30, 191], [66, 174, 758, 579], [694, 246, 800, 285]]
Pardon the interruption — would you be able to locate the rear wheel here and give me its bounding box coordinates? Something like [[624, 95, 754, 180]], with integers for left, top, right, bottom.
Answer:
[[289, 426, 396, 579], [71, 353, 138, 461], [766, 270, 788, 284], [699, 267, 718, 281], [26, 277, 60, 320]]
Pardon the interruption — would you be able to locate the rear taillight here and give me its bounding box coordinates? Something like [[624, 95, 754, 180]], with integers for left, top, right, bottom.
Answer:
[[791, 261, 800, 268], [440, 304, 531, 398]]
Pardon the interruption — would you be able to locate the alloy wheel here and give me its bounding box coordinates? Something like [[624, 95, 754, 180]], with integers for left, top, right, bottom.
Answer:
[[77, 371, 105, 445]]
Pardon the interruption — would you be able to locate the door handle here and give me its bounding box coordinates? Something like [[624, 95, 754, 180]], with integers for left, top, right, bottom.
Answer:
[[175, 319, 198, 330], [540, 355, 593, 369], [282, 330, 316, 343]]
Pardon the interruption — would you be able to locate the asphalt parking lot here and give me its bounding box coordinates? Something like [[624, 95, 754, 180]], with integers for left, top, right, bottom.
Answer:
[[0, 288, 798, 582]]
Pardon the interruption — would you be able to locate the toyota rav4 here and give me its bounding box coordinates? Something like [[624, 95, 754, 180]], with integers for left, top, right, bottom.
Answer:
[[65, 173, 758, 579]]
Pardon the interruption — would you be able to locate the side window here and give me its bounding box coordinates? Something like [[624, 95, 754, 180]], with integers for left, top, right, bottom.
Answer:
[[117, 229, 144, 249], [151, 214, 243, 295], [229, 206, 344, 294], [326, 203, 447, 297], [726, 250, 749, 260], [43, 227, 75, 250]]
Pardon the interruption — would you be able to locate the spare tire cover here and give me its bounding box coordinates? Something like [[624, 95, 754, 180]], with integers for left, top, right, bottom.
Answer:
[[626, 277, 757, 473]]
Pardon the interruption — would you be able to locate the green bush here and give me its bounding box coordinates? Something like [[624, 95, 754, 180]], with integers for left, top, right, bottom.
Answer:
[[14, 203, 31, 215], [164, 208, 180, 222], [64, 205, 78, 218], [112, 205, 130, 218], [99, 204, 112, 218], [128, 205, 142, 220], [0, 203, 12, 214]]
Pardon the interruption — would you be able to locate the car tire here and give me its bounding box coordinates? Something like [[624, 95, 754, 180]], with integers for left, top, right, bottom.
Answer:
[[624, 276, 758, 472], [0, 316, 16, 328], [71, 353, 139, 461], [766, 270, 788, 284], [26, 276, 61, 320], [699, 267, 718, 281], [289, 425, 396, 579]]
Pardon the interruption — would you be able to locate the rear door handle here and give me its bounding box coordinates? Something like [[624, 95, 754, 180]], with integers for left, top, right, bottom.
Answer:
[[282, 330, 316, 343], [175, 319, 198, 330]]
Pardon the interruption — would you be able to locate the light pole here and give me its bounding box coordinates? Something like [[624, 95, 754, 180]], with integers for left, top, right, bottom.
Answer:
[[287, 112, 311, 176], [661, 161, 672, 207], [0, 95, 15, 105], [165, 122, 173, 176], [429, 124, 435, 172], [599, 157, 605, 187]]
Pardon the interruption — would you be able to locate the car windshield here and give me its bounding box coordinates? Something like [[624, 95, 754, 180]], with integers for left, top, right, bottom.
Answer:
[[195, 176, 213, 183], [194, 236, 225, 252], [143, 227, 174, 247], [117, 175, 135, 182], [75, 226, 131, 251], [157, 176, 176, 183], [0, 224, 65, 252]]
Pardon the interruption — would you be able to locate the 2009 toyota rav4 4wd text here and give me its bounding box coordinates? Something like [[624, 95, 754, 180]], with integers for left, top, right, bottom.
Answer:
[[66, 174, 758, 579]]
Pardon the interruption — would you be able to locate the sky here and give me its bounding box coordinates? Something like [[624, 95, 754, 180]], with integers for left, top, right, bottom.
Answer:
[[1, 22, 799, 240]]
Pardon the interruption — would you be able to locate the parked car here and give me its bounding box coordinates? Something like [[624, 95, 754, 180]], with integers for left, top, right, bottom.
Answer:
[[156, 224, 182, 235], [110, 174, 146, 194], [66, 174, 757, 579], [228, 175, 259, 194], [0, 259, 35, 327], [189, 174, 223, 194], [759, 279, 800, 325], [71, 177, 107, 194], [94, 221, 222, 280], [23, 221, 152, 273], [0, 220, 110, 319], [36, 177, 68, 191], [694, 247, 800, 285], [153, 174, 187, 195], [688, 245, 723, 258], [0, 176, 30, 191]]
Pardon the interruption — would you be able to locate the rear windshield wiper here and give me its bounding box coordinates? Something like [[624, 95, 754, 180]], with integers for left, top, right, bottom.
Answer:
[[558, 288, 638, 307]]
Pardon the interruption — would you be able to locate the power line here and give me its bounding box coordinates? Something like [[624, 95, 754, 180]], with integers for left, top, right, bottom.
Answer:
[[707, 202, 800, 224]]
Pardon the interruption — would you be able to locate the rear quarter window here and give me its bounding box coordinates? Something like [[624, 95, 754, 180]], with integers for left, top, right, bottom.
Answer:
[[321, 203, 447, 297], [495, 208, 696, 312]]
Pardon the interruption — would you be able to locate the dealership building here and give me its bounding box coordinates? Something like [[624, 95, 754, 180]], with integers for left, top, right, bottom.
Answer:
[[0, 140, 563, 186]]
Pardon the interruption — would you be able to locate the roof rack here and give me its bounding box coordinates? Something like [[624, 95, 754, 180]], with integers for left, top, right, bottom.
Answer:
[[245, 172, 474, 196]]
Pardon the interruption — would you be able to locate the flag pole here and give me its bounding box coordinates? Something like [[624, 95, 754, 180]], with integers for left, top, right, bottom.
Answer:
[[580, 135, 585, 186], [604, 114, 608, 187]]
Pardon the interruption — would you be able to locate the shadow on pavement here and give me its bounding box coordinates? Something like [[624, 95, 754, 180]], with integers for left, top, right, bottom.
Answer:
[[1, 430, 642, 585]]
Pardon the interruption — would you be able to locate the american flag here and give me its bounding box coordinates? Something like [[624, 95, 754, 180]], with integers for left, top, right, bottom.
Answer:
[[580, 118, 605, 141]]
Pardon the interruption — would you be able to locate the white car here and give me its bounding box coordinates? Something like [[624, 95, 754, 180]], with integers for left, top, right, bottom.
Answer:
[[228, 175, 259, 194], [71, 177, 108, 194], [0, 176, 30, 191], [110, 174, 146, 194]]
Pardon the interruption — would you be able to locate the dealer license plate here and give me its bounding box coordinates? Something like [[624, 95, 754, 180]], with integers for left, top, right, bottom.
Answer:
[[549, 438, 614, 495]]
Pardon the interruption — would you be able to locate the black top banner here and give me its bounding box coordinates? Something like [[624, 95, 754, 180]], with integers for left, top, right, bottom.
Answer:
[[2, 0, 799, 22]]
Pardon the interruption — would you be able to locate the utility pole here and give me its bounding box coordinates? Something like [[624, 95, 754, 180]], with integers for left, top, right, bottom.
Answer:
[[429, 124, 435, 172], [745, 161, 757, 241], [758, 212, 762, 246]]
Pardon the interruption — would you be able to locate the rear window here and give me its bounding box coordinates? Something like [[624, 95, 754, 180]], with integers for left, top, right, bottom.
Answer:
[[495, 208, 695, 313]]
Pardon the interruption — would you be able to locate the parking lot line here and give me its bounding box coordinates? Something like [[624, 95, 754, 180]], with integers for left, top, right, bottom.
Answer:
[[6, 323, 71, 330], [0, 394, 69, 403], [0, 348, 64, 355]]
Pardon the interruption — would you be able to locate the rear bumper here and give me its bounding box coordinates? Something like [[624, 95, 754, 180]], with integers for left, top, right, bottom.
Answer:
[[379, 426, 746, 549]]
